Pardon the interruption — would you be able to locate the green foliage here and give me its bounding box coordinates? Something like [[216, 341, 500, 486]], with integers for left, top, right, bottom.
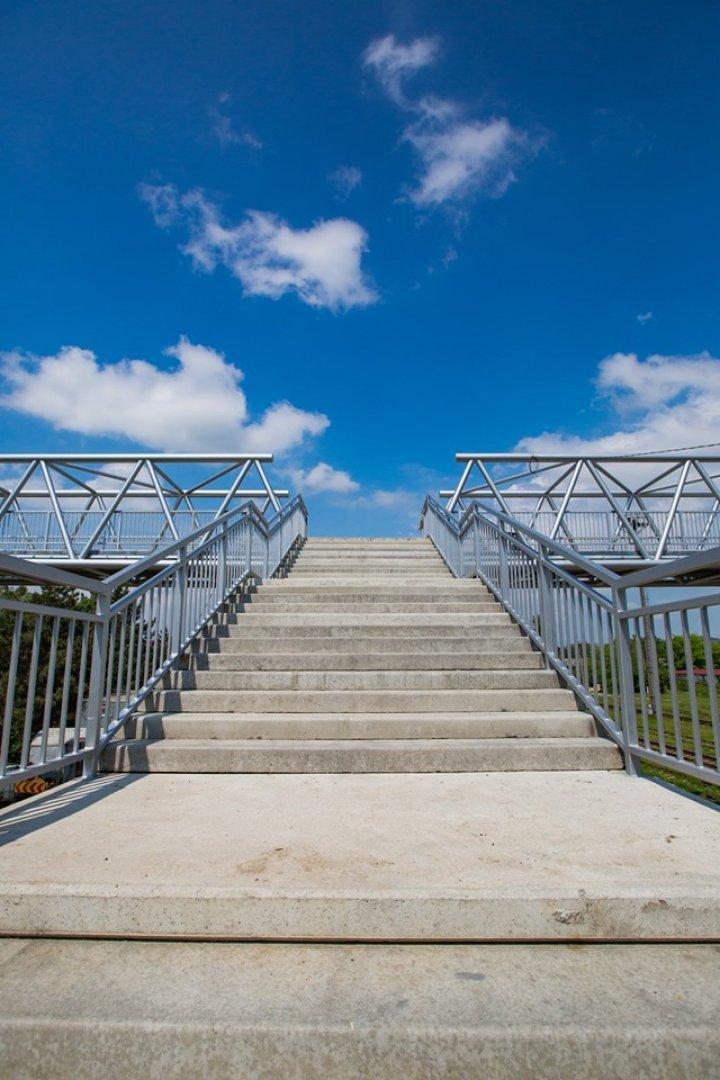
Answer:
[[0, 586, 96, 764]]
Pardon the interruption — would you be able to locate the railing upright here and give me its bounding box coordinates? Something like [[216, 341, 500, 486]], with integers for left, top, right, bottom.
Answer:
[[85, 592, 110, 779], [613, 585, 640, 776]]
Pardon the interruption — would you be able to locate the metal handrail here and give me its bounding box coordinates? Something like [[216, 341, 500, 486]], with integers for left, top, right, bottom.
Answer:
[[1, 496, 307, 792], [421, 495, 720, 788]]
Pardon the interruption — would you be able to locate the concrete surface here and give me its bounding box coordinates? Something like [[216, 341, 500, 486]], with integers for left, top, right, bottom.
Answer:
[[1, 771, 718, 941], [101, 735, 622, 773], [1, 938, 719, 1078], [124, 710, 595, 740]]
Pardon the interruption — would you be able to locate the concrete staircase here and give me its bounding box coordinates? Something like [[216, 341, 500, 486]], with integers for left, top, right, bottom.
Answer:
[[2, 537, 720, 1078], [102, 537, 621, 775]]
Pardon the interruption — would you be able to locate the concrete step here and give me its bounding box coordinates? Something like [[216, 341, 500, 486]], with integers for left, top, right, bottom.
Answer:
[[247, 590, 499, 604], [256, 583, 490, 596], [220, 613, 513, 628], [261, 576, 458, 587], [291, 564, 448, 572], [188, 651, 543, 671], [101, 736, 622, 774], [1, 938, 717, 1079], [242, 601, 501, 613], [2, 771, 720, 942], [123, 711, 597, 740], [297, 549, 439, 555], [149, 687, 578, 713], [208, 623, 521, 641], [179, 670, 560, 691], [196, 634, 532, 653]]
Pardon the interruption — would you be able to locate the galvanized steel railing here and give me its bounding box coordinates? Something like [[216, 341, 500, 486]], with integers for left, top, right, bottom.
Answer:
[[421, 495, 720, 788], [0, 496, 307, 792], [442, 453, 720, 566]]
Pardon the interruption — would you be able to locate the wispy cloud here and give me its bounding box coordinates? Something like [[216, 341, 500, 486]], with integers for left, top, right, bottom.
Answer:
[[363, 34, 440, 106], [210, 93, 262, 149], [363, 33, 539, 208], [517, 351, 720, 456], [403, 114, 531, 207], [636, 311, 653, 325], [328, 165, 363, 200], [0, 338, 330, 454], [140, 184, 378, 311]]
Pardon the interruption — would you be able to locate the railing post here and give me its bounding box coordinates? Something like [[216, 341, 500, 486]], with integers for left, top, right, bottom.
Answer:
[[498, 529, 510, 598], [613, 583, 640, 776], [170, 545, 188, 662], [217, 527, 227, 605], [537, 544, 556, 665], [84, 592, 110, 779], [473, 514, 480, 576]]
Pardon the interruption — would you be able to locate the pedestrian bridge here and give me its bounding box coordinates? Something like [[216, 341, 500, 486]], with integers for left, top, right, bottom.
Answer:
[[0, 450, 719, 1077]]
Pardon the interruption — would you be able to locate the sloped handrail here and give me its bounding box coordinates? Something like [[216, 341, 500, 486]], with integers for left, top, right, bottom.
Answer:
[[421, 495, 720, 788], [1, 496, 307, 791]]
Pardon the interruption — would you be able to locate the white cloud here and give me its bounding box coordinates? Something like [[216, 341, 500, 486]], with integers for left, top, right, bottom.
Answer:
[[637, 311, 653, 325], [363, 33, 537, 208], [140, 185, 378, 311], [0, 338, 330, 454], [363, 34, 440, 105], [289, 462, 360, 494], [516, 351, 720, 456], [328, 165, 363, 200], [404, 115, 529, 207]]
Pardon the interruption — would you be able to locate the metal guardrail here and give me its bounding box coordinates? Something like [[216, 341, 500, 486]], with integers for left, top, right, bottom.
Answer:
[[0, 496, 307, 792], [0, 454, 290, 562], [421, 495, 720, 788], [441, 453, 720, 564]]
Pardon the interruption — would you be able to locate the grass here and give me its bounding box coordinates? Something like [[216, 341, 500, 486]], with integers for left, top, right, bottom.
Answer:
[[606, 684, 720, 805], [640, 761, 720, 806]]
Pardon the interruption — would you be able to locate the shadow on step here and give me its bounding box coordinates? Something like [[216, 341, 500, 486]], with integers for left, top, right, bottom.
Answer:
[[0, 773, 144, 847]]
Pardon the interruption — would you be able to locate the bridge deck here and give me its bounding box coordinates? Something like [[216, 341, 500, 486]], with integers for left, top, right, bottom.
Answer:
[[1, 769, 719, 941]]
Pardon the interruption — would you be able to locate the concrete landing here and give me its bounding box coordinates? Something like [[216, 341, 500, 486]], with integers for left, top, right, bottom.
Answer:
[[1, 938, 718, 1079], [1, 771, 719, 942]]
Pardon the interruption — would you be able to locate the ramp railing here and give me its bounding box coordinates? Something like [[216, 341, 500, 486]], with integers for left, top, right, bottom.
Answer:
[[421, 495, 720, 788], [1, 496, 307, 792]]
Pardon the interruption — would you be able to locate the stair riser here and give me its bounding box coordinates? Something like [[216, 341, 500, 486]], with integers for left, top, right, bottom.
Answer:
[[205, 625, 522, 641], [242, 603, 501, 614], [188, 653, 543, 671], [124, 714, 596, 740], [255, 587, 489, 597], [101, 741, 622, 774], [261, 578, 458, 587], [247, 593, 498, 604], [195, 635, 532, 653], [219, 615, 513, 628], [180, 671, 560, 691], [149, 689, 577, 713]]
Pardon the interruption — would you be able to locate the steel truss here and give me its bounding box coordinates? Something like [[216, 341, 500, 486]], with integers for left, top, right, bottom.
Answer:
[[0, 454, 288, 568], [442, 453, 720, 569]]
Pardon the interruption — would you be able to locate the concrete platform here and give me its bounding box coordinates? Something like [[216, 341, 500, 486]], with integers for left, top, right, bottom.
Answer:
[[1, 771, 718, 942], [1, 938, 718, 1079]]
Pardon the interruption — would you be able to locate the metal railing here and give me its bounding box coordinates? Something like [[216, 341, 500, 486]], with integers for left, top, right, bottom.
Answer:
[[442, 453, 720, 565], [0, 496, 307, 792], [421, 495, 720, 788], [0, 454, 290, 562]]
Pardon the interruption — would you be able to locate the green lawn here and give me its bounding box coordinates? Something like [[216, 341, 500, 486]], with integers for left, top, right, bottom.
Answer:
[[608, 684, 720, 805]]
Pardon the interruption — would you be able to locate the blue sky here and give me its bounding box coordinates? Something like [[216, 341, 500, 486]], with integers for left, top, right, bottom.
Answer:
[[1, 0, 719, 535]]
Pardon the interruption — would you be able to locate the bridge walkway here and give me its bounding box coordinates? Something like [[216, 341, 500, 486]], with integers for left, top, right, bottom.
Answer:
[[0, 538, 719, 1076]]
